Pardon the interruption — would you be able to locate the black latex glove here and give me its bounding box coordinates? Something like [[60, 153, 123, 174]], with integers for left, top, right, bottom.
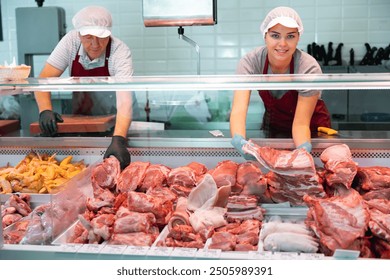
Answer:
[[39, 110, 64, 137], [104, 136, 131, 170]]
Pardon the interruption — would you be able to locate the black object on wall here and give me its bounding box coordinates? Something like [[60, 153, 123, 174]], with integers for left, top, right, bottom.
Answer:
[[0, 2, 3, 41]]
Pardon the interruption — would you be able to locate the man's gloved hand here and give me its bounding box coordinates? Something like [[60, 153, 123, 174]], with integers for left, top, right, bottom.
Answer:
[[297, 141, 312, 153], [231, 134, 256, 161], [39, 110, 64, 136], [104, 135, 131, 170]]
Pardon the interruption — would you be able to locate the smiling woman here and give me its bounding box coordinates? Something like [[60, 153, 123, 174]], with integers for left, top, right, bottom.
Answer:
[[230, 6, 331, 158]]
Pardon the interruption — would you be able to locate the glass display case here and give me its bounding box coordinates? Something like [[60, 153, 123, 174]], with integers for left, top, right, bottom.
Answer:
[[1, 73, 390, 260]]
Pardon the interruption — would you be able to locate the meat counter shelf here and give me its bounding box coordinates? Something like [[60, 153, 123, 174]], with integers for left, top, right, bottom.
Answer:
[[2, 137, 390, 259], [2, 205, 328, 260]]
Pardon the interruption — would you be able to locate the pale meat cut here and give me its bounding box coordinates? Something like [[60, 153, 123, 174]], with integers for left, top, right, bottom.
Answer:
[[243, 141, 326, 205], [168, 197, 190, 231], [260, 219, 318, 253], [304, 187, 369, 255], [189, 207, 227, 232], [116, 161, 150, 193], [320, 144, 358, 189], [187, 174, 230, 211]]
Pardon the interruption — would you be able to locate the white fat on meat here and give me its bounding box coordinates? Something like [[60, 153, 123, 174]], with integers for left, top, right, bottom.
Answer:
[[168, 197, 190, 231], [189, 207, 227, 233], [242, 141, 316, 176], [187, 174, 231, 211], [320, 144, 352, 162], [263, 232, 319, 253]]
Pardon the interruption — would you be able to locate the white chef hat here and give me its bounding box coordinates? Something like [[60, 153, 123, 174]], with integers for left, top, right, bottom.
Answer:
[[260, 6, 304, 38], [72, 6, 112, 38]]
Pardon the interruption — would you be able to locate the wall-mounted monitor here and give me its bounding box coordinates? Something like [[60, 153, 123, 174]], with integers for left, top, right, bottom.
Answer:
[[143, 0, 217, 27]]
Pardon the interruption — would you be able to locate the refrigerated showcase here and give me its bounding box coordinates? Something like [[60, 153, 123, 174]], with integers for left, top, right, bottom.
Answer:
[[1, 74, 390, 259]]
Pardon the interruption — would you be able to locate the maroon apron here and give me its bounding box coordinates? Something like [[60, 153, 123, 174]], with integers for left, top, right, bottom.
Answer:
[[259, 56, 331, 134], [71, 38, 115, 115]]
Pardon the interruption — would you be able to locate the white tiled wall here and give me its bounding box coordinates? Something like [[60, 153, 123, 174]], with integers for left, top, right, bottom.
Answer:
[[1, 0, 389, 75]]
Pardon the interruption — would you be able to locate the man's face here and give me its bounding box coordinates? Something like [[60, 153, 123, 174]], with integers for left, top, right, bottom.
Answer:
[[79, 34, 110, 60]]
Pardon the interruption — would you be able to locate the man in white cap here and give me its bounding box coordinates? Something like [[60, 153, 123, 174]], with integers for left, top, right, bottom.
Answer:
[[230, 6, 330, 159], [34, 6, 135, 169]]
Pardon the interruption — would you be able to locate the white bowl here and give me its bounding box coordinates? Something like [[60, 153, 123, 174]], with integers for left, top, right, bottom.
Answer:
[[0, 65, 31, 81]]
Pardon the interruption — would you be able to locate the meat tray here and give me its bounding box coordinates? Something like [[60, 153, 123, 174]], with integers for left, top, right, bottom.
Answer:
[[1, 163, 95, 245], [49, 204, 325, 260]]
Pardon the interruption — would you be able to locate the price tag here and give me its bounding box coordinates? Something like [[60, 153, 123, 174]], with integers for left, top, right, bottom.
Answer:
[[221, 251, 250, 259], [123, 246, 150, 256], [196, 249, 221, 259], [59, 244, 83, 253], [333, 249, 360, 259], [248, 251, 274, 260], [100, 244, 127, 255], [299, 253, 325, 260], [277, 252, 300, 259], [170, 247, 198, 258], [77, 244, 104, 254], [147, 246, 173, 257]]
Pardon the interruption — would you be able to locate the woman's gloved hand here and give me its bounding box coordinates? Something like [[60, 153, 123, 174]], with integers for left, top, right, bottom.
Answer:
[[39, 110, 64, 136], [104, 135, 131, 170], [297, 141, 312, 153], [230, 134, 256, 161]]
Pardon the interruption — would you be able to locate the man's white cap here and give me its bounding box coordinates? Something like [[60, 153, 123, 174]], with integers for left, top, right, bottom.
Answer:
[[72, 6, 112, 38], [260, 6, 304, 38]]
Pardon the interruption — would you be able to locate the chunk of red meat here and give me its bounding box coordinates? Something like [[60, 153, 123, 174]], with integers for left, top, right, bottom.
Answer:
[[116, 161, 150, 193], [139, 164, 171, 192], [167, 166, 196, 188], [354, 166, 390, 191], [236, 161, 267, 196], [320, 144, 358, 189], [208, 160, 238, 188], [304, 187, 369, 255], [91, 157, 120, 190]]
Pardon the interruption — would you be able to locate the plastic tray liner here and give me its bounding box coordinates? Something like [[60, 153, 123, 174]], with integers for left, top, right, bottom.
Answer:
[[2, 163, 94, 245]]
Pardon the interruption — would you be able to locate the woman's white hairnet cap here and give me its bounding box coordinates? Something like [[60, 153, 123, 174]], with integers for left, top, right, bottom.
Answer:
[[260, 7, 304, 38], [72, 6, 112, 38]]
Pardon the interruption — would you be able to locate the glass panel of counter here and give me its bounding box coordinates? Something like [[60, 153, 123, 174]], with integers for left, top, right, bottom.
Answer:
[[1, 73, 390, 137], [1, 73, 390, 92]]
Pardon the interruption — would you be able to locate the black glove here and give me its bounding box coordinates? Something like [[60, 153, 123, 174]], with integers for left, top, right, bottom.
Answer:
[[39, 110, 64, 137], [104, 136, 131, 170]]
